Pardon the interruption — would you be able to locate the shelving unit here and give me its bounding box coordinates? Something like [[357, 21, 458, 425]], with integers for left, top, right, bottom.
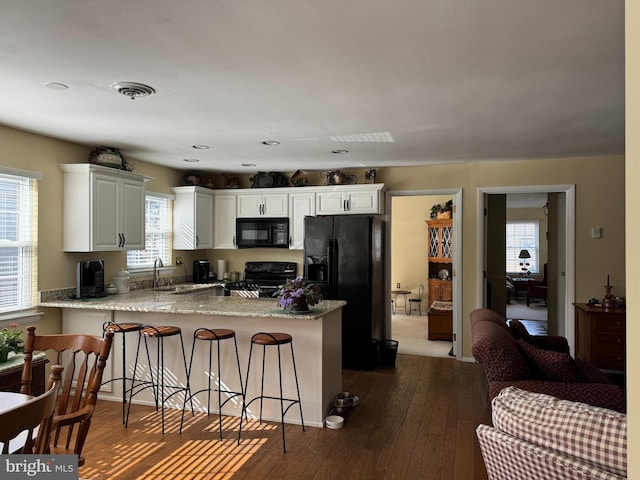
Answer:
[[426, 218, 453, 341]]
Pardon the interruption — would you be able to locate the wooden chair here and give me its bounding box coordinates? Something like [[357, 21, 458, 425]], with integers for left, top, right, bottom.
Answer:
[[408, 284, 425, 315], [1, 364, 63, 454], [20, 326, 114, 466]]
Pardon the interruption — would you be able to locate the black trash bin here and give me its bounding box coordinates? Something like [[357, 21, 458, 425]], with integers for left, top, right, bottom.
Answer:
[[379, 340, 399, 367]]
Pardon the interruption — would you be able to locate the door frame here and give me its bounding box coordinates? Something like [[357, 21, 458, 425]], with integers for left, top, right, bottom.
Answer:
[[385, 188, 463, 359], [477, 184, 576, 352]]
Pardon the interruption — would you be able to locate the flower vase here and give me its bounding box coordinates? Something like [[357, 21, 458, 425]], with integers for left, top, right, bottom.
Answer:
[[291, 297, 310, 312], [0, 346, 10, 363]]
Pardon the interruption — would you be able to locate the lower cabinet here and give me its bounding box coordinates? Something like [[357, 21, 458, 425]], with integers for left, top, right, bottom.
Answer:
[[428, 279, 452, 305]]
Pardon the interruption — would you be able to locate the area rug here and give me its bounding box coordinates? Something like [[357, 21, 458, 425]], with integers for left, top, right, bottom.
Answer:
[[391, 313, 452, 358], [506, 299, 548, 322]]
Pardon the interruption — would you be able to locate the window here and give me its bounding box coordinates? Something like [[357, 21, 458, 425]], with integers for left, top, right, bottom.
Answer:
[[506, 221, 539, 274], [0, 168, 41, 313], [127, 193, 172, 269]]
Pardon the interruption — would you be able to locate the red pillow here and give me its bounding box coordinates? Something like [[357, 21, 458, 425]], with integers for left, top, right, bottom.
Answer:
[[509, 319, 533, 343], [516, 339, 587, 382]]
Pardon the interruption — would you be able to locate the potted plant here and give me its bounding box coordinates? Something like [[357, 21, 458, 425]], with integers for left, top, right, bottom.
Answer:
[[274, 276, 323, 312], [0, 322, 24, 363], [430, 200, 453, 219]]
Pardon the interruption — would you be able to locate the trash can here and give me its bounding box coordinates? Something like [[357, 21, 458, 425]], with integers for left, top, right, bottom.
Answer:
[[379, 340, 399, 367]]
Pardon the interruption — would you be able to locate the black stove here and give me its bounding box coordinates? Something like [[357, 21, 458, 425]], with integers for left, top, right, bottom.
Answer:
[[224, 261, 297, 298]]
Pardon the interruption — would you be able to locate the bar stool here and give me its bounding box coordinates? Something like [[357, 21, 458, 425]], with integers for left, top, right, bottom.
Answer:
[[126, 324, 192, 434], [238, 332, 304, 453], [101, 321, 144, 424], [180, 328, 244, 439]]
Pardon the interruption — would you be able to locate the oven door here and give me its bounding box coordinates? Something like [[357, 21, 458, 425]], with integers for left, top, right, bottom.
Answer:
[[236, 218, 289, 248]]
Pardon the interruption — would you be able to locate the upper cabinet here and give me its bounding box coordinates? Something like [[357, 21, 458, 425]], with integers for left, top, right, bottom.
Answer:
[[288, 191, 316, 250], [60, 164, 151, 252], [426, 218, 453, 262], [236, 192, 288, 217], [315, 184, 385, 215], [213, 191, 237, 249], [172, 186, 214, 250]]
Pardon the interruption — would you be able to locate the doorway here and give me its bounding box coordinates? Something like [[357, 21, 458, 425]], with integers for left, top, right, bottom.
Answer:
[[478, 185, 576, 350], [385, 189, 462, 359]]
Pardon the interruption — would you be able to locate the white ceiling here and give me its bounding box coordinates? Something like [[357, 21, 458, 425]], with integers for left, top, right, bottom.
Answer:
[[0, 1, 624, 174]]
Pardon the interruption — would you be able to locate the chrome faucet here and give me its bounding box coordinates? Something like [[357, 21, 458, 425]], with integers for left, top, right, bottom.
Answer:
[[153, 257, 164, 288]]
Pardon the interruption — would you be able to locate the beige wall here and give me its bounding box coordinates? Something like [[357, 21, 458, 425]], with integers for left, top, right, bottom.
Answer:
[[0, 127, 626, 367], [390, 195, 452, 298], [626, 0, 638, 472]]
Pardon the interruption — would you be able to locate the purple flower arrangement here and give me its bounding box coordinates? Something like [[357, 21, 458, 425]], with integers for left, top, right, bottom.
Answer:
[[275, 276, 323, 309]]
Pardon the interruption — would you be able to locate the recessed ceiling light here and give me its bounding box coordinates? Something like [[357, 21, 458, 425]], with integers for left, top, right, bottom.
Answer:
[[192, 144, 210, 150], [262, 140, 280, 146], [331, 149, 349, 154], [183, 158, 200, 163], [44, 82, 69, 90], [241, 163, 256, 167]]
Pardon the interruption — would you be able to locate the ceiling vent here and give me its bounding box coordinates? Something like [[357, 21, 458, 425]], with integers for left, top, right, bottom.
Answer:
[[111, 82, 156, 100]]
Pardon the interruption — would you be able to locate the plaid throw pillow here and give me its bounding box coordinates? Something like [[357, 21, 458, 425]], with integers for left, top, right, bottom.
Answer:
[[516, 338, 587, 382], [492, 387, 627, 478]]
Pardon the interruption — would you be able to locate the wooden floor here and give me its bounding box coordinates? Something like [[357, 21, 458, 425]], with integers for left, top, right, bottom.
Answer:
[[79, 354, 490, 480]]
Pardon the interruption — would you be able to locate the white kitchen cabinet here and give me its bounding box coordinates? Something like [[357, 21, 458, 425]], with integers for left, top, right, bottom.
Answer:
[[213, 191, 237, 249], [315, 184, 385, 215], [288, 191, 316, 250], [60, 164, 150, 252], [172, 186, 214, 250], [236, 192, 288, 217]]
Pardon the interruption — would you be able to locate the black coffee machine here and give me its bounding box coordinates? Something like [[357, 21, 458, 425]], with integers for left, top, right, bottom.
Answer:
[[193, 259, 210, 283]]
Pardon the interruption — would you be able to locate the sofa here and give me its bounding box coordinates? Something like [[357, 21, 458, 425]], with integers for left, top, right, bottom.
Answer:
[[477, 387, 627, 480], [470, 308, 625, 413]]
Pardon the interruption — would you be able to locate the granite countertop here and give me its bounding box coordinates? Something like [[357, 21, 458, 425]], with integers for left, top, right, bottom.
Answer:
[[38, 286, 346, 320]]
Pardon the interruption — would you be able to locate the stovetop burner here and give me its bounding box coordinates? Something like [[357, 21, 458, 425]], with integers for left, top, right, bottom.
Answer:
[[224, 261, 297, 298]]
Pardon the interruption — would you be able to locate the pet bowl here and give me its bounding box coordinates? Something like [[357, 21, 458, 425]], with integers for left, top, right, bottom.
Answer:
[[325, 415, 344, 429]]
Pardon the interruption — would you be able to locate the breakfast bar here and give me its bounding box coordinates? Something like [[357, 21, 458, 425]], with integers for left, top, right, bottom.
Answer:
[[39, 288, 345, 428]]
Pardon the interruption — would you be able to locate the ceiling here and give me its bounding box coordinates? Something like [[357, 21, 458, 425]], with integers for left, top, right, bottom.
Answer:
[[0, 1, 624, 174]]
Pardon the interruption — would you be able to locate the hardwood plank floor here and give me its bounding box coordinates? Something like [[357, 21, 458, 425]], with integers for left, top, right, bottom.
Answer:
[[79, 354, 490, 480]]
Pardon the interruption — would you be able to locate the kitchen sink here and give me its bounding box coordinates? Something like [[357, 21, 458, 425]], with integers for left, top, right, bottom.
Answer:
[[152, 284, 222, 294]]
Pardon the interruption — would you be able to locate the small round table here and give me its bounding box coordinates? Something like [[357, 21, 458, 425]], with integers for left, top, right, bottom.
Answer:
[[391, 289, 412, 315]]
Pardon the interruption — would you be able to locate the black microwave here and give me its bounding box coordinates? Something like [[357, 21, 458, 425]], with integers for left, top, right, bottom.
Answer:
[[236, 217, 289, 248]]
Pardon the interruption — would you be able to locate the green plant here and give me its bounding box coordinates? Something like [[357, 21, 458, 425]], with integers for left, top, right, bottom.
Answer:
[[274, 276, 323, 308], [0, 322, 24, 356]]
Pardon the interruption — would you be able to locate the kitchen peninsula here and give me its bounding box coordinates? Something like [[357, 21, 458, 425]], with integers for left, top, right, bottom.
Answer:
[[39, 288, 346, 427]]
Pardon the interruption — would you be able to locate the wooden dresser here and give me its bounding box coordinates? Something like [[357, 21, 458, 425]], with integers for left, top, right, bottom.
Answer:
[[0, 354, 48, 395], [574, 303, 625, 372]]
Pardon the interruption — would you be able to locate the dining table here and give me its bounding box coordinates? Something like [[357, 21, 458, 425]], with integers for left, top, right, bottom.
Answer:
[[391, 289, 412, 315], [0, 390, 34, 453], [0, 390, 33, 413]]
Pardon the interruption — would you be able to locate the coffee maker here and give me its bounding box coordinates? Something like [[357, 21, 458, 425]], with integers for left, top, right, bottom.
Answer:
[[193, 260, 210, 283]]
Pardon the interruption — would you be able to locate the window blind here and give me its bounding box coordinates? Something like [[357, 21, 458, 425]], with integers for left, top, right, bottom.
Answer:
[[127, 193, 172, 269], [0, 171, 39, 313]]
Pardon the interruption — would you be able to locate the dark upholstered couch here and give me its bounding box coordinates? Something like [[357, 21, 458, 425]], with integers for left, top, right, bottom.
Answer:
[[470, 308, 625, 413]]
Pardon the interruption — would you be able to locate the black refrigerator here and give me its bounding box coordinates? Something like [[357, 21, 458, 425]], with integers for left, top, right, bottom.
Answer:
[[304, 214, 384, 369]]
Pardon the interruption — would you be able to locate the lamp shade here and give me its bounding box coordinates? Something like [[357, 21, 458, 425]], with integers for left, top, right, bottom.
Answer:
[[518, 249, 531, 259]]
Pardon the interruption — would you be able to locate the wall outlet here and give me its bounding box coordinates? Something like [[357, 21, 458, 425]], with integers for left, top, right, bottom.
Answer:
[[175, 257, 182, 265], [396, 282, 400, 288], [591, 227, 603, 239]]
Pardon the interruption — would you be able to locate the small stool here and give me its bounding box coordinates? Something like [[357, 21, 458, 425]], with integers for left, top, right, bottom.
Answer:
[[238, 332, 304, 453], [101, 321, 143, 424], [126, 325, 192, 434], [180, 328, 244, 439]]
